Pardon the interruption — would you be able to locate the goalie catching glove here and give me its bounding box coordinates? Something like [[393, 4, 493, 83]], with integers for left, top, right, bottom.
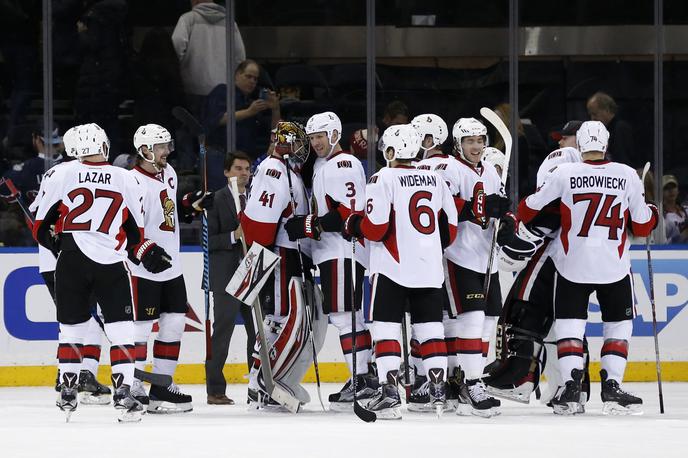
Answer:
[[284, 214, 322, 241], [497, 223, 544, 272], [129, 239, 172, 274]]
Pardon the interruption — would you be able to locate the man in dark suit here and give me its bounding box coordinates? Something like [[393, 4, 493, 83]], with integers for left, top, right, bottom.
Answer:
[[205, 151, 256, 405]]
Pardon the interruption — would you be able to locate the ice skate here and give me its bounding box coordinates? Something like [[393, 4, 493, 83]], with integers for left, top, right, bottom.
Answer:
[[78, 370, 111, 405], [365, 371, 402, 420], [551, 369, 584, 415], [600, 370, 643, 416], [56, 372, 79, 422], [328, 372, 379, 412], [130, 379, 150, 407], [113, 383, 144, 423], [148, 383, 193, 414], [457, 377, 500, 418], [408, 369, 448, 416]]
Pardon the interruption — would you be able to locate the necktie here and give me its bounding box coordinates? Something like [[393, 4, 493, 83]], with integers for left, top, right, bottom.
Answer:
[[239, 194, 246, 211]]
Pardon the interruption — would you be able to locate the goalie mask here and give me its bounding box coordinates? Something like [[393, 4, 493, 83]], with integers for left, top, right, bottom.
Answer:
[[411, 113, 448, 152], [380, 124, 421, 162], [306, 111, 342, 155], [274, 121, 309, 165], [452, 117, 488, 161], [72, 123, 110, 161], [576, 120, 609, 154], [133, 124, 174, 171]]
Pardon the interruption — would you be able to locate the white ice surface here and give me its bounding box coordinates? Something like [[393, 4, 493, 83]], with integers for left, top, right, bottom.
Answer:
[[1, 383, 686, 458]]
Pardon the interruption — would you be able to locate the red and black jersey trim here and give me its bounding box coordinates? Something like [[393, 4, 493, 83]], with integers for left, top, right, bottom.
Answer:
[[339, 330, 373, 355], [153, 340, 181, 361], [375, 339, 401, 358], [601, 339, 629, 359], [420, 338, 448, 360], [557, 338, 584, 359], [58, 343, 83, 364], [110, 345, 135, 366]]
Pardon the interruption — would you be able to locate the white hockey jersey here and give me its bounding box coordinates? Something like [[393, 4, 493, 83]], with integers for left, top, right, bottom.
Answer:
[[361, 165, 458, 288], [242, 156, 310, 254], [444, 158, 504, 273], [126, 165, 183, 281], [310, 151, 369, 267], [519, 160, 657, 284], [417, 154, 461, 194], [536, 146, 581, 188], [33, 160, 145, 265]]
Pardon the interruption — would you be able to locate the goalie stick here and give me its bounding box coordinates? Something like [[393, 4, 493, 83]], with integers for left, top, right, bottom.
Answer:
[[640, 162, 665, 414], [171, 106, 212, 362], [479, 107, 513, 300], [229, 177, 301, 413]]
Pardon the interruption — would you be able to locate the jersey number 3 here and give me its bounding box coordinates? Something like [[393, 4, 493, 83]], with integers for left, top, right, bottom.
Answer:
[[572, 192, 624, 240]]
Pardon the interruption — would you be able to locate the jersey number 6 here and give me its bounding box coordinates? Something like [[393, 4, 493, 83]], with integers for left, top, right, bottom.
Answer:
[[409, 191, 436, 235]]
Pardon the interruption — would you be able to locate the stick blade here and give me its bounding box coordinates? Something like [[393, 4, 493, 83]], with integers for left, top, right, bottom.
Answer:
[[172, 106, 204, 137], [480, 107, 513, 183], [354, 401, 377, 423], [134, 368, 172, 387]]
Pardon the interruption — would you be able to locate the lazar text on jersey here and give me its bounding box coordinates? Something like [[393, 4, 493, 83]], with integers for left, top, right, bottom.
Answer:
[[78, 171, 112, 184]]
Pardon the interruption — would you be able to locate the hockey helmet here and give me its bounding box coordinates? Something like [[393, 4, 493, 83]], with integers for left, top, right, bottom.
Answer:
[[62, 126, 80, 158], [576, 120, 609, 154], [274, 121, 310, 164], [452, 117, 488, 160], [133, 124, 174, 167], [305, 111, 342, 148], [71, 123, 110, 161], [482, 147, 507, 174], [411, 113, 448, 151], [380, 124, 421, 161]]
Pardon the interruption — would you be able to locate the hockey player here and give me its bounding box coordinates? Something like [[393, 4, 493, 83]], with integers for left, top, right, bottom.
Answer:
[[29, 126, 111, 405], [483, 121, 585, 405], [440, 117, 511, 417], [241, 121, 326, 408], [344, 123, 458, 419], [284, 111, 378, 411], [33, 123, 172, 422], [517, 120, 658, 415], [127, 124, 209, 413]]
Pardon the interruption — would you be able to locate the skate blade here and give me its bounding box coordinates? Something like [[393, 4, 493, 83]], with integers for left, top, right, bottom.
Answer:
[[455, 403, 499, 418], [328, 401, 354, 412], [408, 402, 451, 413], [147, 400, 193, 414], [435, 403, 443, 419], [373, 406, 402, 420], [602, 402, 643, 416], [117, 410, 143, 423], [80, 392, 111, 405], [552, 402, 582, 416], [486, 386, 532, 404], [64, 409, 75, 422]]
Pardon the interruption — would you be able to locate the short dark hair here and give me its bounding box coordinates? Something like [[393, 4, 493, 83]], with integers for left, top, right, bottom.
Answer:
[[589, 91, 618, 115], [224, 150, 251, 170], [235, 59, 259, 75], [384, 100, 410, 119]]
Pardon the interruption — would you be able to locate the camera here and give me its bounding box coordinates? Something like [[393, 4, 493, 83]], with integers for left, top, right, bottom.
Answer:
[[259, 88, 269, 100]]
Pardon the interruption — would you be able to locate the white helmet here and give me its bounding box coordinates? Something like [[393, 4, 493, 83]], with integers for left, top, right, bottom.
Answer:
[[72, 123, 110, 161], [380, 124, 421, 161], [452, 117, 488, 160], [306, 111, 342, 150], [576, 120, 609, 154], [62, 126, 79, 158], [482, 147, 506, 172], [134, 124, 174, 169], [411, 113, 448, 151]]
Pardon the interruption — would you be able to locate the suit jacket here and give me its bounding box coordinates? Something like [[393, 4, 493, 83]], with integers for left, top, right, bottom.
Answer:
[[207, 185, 244, 293]]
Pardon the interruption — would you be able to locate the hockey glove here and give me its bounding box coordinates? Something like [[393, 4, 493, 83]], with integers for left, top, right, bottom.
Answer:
[[497, 212, 518, 246], [284, 214, 322, 241], [485, 194, 511, 219], [137, 240, 172, 274], [319, 203, 344, 232], [343, 213, 364, 239], [188, 190, 214, 212]]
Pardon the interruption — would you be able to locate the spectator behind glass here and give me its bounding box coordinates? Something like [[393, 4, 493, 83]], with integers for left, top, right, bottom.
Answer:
[[662, 174, 688, 244], [73, 0, 128, 158], [587, 91, 636, 167], [172, 0, 245, 117], [202, 60, 280, 191], [349, 100, 409, 168]]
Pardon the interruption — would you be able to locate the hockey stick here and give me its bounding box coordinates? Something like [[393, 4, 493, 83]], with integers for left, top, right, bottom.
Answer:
[[229, 177, 300, 413], [134, 368, 172, 387], [641, 162, 665, 414], [0, 177, 34, 223], [479, 107, 513, 300], [171, 106, 212, 362], [400, 313, 412, 402], [351, 236, 377, 422], [283, 154, 326, 412]]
